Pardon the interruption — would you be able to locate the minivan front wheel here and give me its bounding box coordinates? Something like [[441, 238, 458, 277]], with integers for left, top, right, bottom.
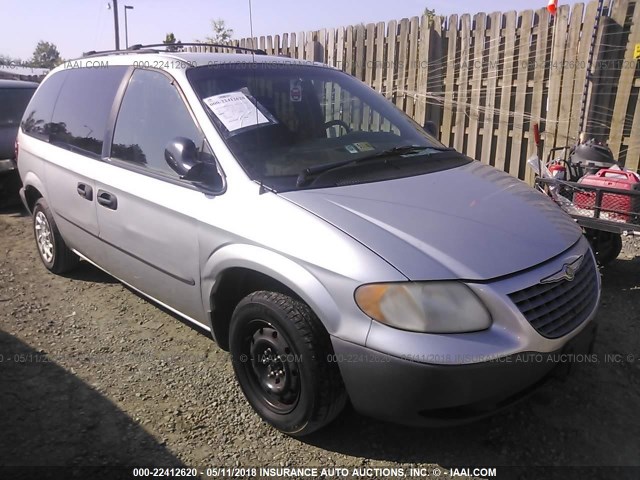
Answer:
[[229, 291, 346, 436], [32, 198, 78, 274]]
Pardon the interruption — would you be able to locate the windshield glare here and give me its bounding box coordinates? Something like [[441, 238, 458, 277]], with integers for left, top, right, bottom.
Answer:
[[187, 63, 448, 190]]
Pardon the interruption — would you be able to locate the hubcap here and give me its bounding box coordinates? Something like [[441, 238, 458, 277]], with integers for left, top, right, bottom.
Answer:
[[245, 323, 300, 413], [35, 211, 54, 263]]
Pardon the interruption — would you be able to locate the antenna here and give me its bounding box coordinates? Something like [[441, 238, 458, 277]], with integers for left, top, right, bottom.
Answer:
[[248, 0, 255, 55], [248, 0, 263, 193]]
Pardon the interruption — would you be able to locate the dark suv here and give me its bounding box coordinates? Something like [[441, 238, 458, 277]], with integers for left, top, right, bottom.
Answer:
[[1, 79, 38, 204]]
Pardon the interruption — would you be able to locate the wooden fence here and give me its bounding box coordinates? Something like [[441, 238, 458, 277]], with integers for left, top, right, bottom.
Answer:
[[195, 0, 640, 180]]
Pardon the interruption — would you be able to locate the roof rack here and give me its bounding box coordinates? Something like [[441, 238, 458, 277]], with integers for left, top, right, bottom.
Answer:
[[82, 48, 156, 57], [82, 43, 267, 58]]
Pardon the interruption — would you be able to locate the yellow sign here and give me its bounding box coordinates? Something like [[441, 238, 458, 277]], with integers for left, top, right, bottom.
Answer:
[[634, 44, 640, 60]]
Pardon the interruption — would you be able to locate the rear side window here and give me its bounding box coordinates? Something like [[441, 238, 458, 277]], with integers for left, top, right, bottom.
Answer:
[[111, 69, 204, 177], [0, 88, 36, 127], [50, 66, 128, 158], [21, 71, 68, 140]]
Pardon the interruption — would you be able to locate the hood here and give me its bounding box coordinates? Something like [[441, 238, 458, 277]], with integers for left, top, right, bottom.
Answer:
[[280, 160, 582, 281]]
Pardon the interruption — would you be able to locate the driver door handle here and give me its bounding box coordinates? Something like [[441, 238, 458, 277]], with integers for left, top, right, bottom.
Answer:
[[97, 190, 118, 210], [76, 183, 93, 201]]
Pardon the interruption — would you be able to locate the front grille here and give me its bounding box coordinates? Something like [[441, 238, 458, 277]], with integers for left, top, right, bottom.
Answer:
[[508, 254, 599, 338]]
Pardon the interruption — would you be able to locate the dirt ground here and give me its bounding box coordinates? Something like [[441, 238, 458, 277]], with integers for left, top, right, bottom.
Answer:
[[1, 205, 639, 479]]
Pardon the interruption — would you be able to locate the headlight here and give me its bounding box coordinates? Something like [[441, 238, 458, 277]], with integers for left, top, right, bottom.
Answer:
[[354, 282, 492, 333]]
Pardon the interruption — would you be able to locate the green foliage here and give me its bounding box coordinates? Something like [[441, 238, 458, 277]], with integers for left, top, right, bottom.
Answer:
[[163, 32, 182, 52], [424, 7, 436, 27], [30, 41, 62, 69], [0, 54, 23, 66], [200, 18, 234, 44]]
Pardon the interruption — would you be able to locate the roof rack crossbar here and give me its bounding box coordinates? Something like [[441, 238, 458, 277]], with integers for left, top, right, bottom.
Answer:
[[130, 43, 268, 55], [82, 48, 157, 57], [83, 43, 267, 58]]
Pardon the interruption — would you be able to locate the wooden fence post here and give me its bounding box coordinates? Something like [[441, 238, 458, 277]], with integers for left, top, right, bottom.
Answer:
[[232, 2, 640, 178]]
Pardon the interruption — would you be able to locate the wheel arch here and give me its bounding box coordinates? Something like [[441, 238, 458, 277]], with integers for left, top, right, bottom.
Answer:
[[21, 172, 47, 214], [201, 244, 342, 351]]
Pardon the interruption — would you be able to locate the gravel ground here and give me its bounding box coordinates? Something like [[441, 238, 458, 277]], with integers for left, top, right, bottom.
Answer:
[[1, 205, 639, 479]]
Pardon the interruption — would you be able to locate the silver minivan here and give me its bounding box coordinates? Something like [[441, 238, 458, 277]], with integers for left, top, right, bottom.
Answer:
[[17, 45, 600, 436]]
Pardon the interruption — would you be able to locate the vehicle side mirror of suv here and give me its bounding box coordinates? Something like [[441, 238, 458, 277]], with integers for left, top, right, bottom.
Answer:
[[423, 121, 439, 139], [165, 137, 223, 190], [165, 137, 199, 176], [182, 161, 223, 187]]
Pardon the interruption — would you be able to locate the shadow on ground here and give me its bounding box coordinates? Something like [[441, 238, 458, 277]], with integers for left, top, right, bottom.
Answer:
[[0, 330, 185, 468], [0, 202, 28, 217], [61, 260, 119, 285]]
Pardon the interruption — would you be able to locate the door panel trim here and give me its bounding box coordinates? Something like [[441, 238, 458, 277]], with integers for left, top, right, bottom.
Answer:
[[56, 211, 196, 286]]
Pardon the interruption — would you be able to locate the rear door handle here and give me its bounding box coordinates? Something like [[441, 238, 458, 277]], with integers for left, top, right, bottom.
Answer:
[[97, 190, 118, 210], [76, 183, 93, 201]]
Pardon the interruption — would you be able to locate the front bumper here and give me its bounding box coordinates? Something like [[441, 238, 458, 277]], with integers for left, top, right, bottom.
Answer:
[[331, 320, 597, 426]]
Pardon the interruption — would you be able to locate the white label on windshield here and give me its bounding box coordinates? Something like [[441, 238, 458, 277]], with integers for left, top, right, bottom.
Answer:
[[203, 91, 271, 132]]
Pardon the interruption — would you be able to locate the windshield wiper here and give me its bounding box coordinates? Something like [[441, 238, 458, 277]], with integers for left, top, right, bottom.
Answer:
[[295, 145, 455, 188]]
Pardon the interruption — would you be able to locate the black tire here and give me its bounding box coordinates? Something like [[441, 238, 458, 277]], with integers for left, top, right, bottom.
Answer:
[[587, 230, 622, 266], [229, 291, 346, 436], [32, 198, 79, 274]]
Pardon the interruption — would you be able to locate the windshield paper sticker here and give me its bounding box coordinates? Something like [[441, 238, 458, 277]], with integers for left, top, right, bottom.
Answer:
[[345, 142, 375, 154], [203, 92, 272, 132], [354, 142, 375, 152], [345, 144, 359, 154]]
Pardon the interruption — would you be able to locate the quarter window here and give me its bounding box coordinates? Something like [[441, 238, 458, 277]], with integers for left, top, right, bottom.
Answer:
[[111, 69, 204, 177], [50, 66, 128, 157], [21, 71, 69, 140]]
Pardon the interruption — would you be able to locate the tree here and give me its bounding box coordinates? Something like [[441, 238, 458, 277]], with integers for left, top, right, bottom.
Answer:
[[0, 54, 23, 66], [201, 18, 233, 44], [424, 7, 437, 27], [30, 41, 62, 69], [163, 33, 182, 52]]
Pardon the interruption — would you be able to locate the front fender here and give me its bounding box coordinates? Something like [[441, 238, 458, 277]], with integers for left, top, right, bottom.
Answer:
[[200, 243, 372, 344]]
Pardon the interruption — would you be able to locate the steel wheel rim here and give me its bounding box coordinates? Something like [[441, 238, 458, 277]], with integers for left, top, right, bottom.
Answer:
[[242, 319, 300, 414], [35, 211, 54, 263]]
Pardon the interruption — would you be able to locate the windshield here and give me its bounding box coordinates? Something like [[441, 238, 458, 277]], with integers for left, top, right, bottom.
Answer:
[[187, 63, 465, 190], [0, 87, 37, 128]]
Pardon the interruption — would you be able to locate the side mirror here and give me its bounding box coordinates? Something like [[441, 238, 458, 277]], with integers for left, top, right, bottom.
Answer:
[[423, 121, 439, 139], [165, 137, 224, 191], [165, 137, 199, 177]]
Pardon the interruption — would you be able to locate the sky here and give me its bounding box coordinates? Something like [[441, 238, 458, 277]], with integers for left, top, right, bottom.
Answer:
[[1, 0, 581, 61]]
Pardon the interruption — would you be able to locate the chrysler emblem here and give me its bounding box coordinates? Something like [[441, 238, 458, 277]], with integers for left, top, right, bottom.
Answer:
[[540, 255, 584, 284]]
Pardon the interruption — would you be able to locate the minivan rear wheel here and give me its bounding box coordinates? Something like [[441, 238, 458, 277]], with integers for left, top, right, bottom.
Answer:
[[32, 198, 79, 274], [229, 291, 346, 436]]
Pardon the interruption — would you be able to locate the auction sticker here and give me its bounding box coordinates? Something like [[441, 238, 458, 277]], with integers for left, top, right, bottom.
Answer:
[[203, 91, 271, 132]]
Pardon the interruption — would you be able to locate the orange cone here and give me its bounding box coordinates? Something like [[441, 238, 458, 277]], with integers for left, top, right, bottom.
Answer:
[[548, 0, 558, 15]]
